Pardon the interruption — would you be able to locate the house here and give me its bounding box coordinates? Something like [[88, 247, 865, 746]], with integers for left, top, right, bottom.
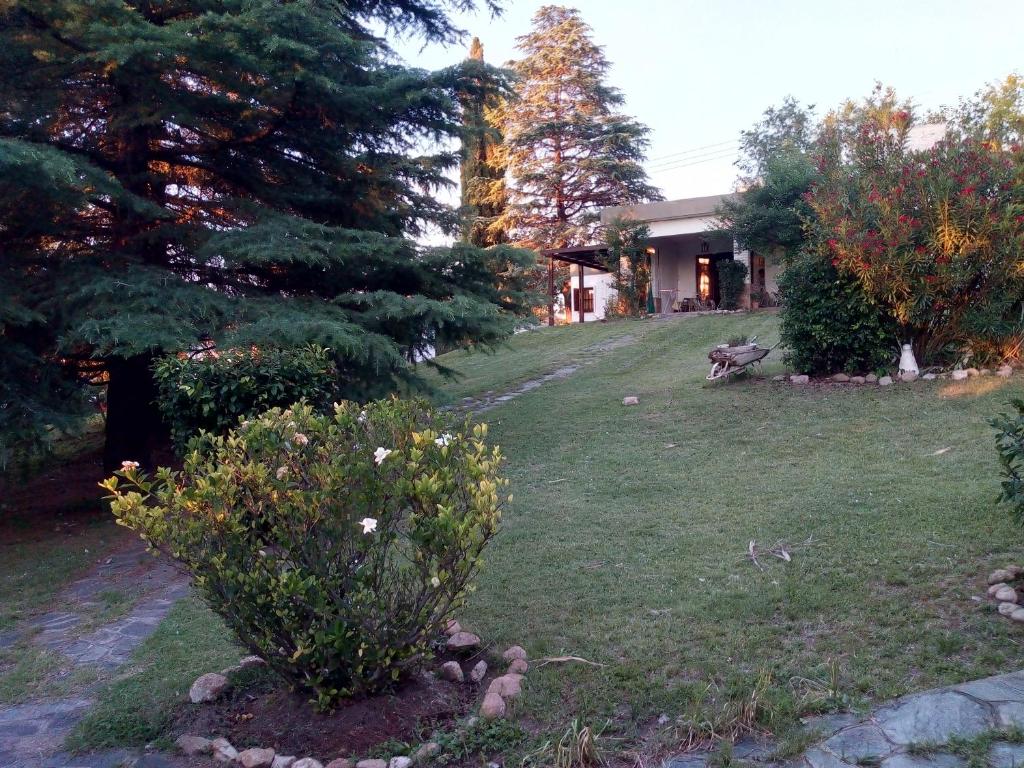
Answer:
[[543, 193, 779, 323]]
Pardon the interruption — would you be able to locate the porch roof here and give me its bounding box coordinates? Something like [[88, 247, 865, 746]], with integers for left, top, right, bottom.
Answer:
[[541, 245, 611, 272]]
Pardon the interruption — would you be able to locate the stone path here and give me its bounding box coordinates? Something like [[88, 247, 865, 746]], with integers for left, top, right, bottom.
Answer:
[[452, 333, 638, 414], [666, 670, 1024, 768], [0, 541, 189, 768]]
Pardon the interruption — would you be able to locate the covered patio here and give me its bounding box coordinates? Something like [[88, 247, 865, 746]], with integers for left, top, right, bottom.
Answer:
[[541, 245, 612, 325]]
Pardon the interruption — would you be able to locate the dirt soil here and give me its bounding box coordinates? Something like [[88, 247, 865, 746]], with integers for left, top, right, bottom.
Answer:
[[183, 672, 477, 760]]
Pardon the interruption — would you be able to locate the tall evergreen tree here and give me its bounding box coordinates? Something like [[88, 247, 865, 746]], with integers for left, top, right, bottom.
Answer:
[[494, 5, 661, 251], [458, 37, 509, 247], [0, 0, 533, 470]]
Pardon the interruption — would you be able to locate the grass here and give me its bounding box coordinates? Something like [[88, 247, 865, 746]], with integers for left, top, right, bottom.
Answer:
[[52, 312, 1024, 757], [440, 312, 1024, 746], [67, 596, 244, 751]]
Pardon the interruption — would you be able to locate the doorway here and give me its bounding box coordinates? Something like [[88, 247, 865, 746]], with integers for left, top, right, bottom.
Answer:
[[695, 253, 733, 307]]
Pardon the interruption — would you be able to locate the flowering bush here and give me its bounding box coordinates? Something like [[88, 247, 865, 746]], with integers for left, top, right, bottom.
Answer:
[[153, 345, 341, 449], [993, 399, 1024, 525], [103, 398, 507, 709], [808, 117, 1024, 365]]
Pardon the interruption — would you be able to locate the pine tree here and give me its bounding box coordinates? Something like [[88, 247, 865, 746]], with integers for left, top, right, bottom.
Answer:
[[0, 0, 533, 470], [458, 38, 509, 247], [495, 5, 661, 251]]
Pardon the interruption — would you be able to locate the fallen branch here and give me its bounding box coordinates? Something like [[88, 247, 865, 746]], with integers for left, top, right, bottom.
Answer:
[[535, 655, 607, 668]]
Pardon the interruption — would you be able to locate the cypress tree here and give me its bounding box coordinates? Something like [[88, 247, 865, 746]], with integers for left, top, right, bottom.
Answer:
[[0, 0, 534, 469], [495, 5, 661, 251], [458, 38, 509, 247]]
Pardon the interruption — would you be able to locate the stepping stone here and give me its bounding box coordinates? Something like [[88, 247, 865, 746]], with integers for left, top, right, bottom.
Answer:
[[882, 753, 964, 768], [875, 690, 992, 745], [806, 746, 857, 768], [801, 712, 861, 739], [664, 755, 709, 768], [991, 743, 1024, 768], [823, 724, 895, 762], [955, 671, 1024, 702], [996, 701, 1024, 728]]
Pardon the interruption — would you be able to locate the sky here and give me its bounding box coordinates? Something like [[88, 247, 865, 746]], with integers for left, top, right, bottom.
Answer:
[[397, 0, 1024, 201]]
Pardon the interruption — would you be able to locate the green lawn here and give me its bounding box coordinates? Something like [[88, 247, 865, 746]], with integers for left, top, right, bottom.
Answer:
[[444, 312, 1024, 740], [67, 312, 1024, 756]]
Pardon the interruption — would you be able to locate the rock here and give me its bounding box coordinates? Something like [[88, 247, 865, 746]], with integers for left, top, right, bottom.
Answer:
[[487, 673, 524, 699], [1012, 609, 1024, 623], [507, 658, 528, 674], [996, 587, 1019, 603], [293, 760, 324, 768], [900, 371, 918, 382], [212, 738, 239, 763], [356, 760, 387, 768], [190, 672, 230, 703], [878, 375, 894, 386], [772, 375, 785, 382], [980, 368, 992, 376], [470, 660, 487, 683], [951, 369, 969, 380], [390, 758, 413, 768], [990, 569, 1016, 585], [790, 374, 809, 384], [822, 724, 894, 762], [865, 373, 878, 383], [439, 661, 464, 683], [851, 376, 866, 384], [239, 655, 267, 669], [922, 373, 937, 380], [502, 645, 527, 661], [999, 602, 1018, 616], [325, 760, 353, 768], [446, 632, 481, 651], [444, 619, 461, 636], [991, 743, 1024, 768], [998, 366, 1014, 378], [989, 582, 1009, 596], [239, 748, 277, 768], [1009, 565, 1023, 577], [175, 735, 212, 756], [480, 691, 506, 719], [412, 743, 440, 763], [832, 373, 850, 382], [966, 367, 980, 377], [273, 758, 297, 768], [622, 396, 639, 406], [875, 689, 990, 744]]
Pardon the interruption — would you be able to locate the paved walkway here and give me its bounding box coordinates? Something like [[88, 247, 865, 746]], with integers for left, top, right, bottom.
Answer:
[[667, 670, 1024, 768], [0, 542, 189, 768]]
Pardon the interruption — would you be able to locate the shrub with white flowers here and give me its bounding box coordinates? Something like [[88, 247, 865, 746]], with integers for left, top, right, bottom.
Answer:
[[103, 398, 507, 709]]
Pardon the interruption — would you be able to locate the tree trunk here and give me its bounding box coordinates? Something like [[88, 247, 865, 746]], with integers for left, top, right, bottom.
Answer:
[[103, 354, 163, 473]]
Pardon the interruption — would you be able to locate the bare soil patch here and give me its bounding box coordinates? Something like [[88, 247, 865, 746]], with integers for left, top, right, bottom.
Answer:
[[182, 673, 476, 759]]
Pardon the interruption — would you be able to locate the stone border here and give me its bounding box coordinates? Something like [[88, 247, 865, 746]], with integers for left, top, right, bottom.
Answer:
[[774, 365, 1015, 387], [178, 623, 530, 768]]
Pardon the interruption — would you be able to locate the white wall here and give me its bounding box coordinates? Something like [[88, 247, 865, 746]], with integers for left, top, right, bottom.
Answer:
[[564, 271, 616, 322]]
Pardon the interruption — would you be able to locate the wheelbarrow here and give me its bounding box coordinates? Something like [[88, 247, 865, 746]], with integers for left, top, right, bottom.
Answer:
[[706, 337, 773, 381]]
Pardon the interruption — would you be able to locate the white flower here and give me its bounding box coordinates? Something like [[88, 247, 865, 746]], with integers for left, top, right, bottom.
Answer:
[[120, 460, 140, 470], [275, 466, 288, 480], [430, 576, 441, 588], [359, 517, 378, 534], [434, 433, 452, 447], [373, 446, 393, 465], [357, 411, 367, 423], [293, 433, 309, 446]]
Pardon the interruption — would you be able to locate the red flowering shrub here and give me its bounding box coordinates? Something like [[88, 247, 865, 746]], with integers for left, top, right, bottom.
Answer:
[[806, 122, 1024, 364]]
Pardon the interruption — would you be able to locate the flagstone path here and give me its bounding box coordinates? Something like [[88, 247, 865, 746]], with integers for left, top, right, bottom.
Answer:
[[452, 332, 638, 414], [666, 670, 1024, 768], [0, 541, 190, 768]]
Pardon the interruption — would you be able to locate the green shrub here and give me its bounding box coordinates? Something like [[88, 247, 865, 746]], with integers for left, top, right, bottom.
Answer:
[[993, 399, 1024, 525], [716, 260, 748, 310], [103, 398, 507, 709], [153, 345, 340, 449], [778, 254, 895, 375]]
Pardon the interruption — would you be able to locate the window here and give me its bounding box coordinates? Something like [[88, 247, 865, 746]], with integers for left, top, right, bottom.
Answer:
[[572, 287, 595, 313]]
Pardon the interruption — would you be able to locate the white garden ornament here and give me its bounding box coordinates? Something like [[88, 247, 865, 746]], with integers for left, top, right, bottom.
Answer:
[[898, 344, 919, 376]]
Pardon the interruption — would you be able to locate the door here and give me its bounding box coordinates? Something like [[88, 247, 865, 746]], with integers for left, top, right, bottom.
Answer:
[[695, 253, 733, 306]]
